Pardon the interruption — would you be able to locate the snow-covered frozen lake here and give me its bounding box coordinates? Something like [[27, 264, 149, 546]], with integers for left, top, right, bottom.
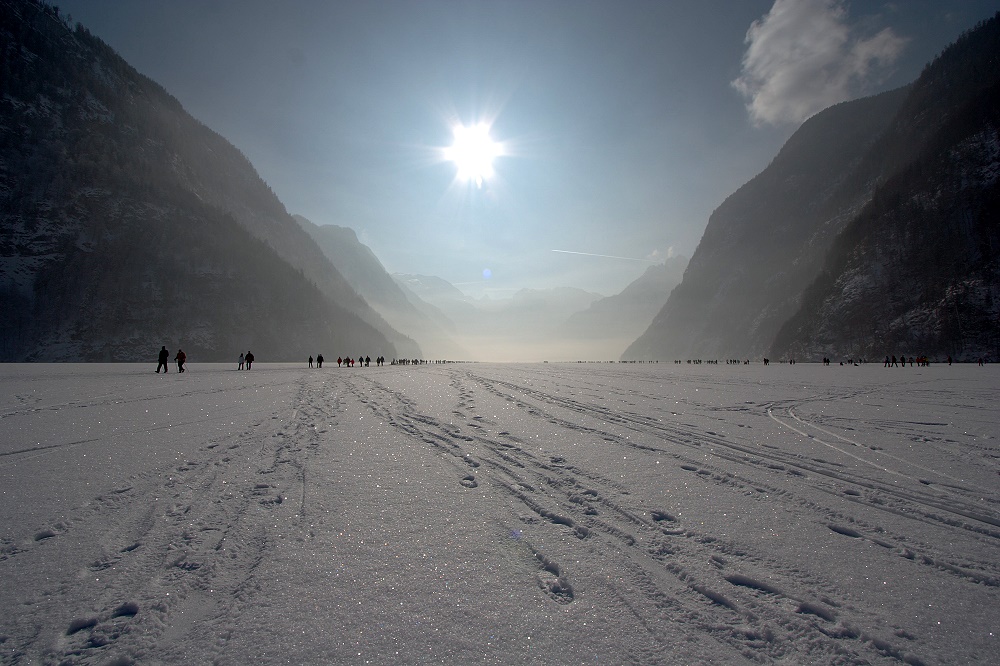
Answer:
[[0, 362, 997, 664]]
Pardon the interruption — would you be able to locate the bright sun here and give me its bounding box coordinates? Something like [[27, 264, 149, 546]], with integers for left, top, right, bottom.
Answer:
[[444, 123, 502, 188]]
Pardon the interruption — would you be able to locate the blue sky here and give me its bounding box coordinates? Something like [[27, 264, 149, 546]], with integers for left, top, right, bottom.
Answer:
[[58, 0, 1000, 297]]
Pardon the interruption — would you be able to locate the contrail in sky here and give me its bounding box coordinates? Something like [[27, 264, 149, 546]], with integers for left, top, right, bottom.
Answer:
[[551, 249, 656, 262]]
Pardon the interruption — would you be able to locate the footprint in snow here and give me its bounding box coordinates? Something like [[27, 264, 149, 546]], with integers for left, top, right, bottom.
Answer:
[[828, 524, 863, 538], [534, 552, 574, 605], [651, 510, 684, 535]]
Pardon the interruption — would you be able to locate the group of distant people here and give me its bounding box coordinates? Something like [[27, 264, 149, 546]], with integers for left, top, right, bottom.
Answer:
[[155, 347, 400, 373], [884, 354, 935, 367], [156, 346, 187, 373], [311, 355, 386, 367], [155, 347, 988, 372]]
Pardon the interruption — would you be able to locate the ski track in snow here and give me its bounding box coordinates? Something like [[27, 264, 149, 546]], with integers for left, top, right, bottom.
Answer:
[[0, 362, 996, 664]]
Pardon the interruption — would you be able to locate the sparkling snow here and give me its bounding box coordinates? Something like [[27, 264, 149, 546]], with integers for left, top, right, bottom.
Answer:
[[0, 362, 997, 664]]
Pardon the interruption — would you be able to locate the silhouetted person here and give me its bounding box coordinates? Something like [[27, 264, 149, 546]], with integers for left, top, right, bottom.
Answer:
[[337, 356, 343, 367], [239, 353, 245, 370], [308, 356, 313, 368], [365, 355, 371, 367], [156, 346, 169, 373], [317, 354, 324, 368], [175, 349, 186, 373], [245, 351, 254, 369]]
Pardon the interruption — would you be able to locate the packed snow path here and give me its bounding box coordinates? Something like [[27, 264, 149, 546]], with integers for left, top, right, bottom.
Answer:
[[0, 363, 997, 664]]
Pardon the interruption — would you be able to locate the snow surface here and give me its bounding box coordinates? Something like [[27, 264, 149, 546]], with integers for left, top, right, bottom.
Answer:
[[0, 362, 997, 665]]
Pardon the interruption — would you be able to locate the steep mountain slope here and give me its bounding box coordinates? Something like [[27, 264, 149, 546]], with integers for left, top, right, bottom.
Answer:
[[0, 0, 405, 361], [624, 86, 910, 361], [624, 11, 1000, 359], [772, 17, 1000, 361]]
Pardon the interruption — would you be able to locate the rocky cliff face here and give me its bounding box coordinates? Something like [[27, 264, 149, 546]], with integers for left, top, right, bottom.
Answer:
[[626, 12, 1000, 362], [0, 0, 405, 361], [624, 87, 909, 360], [772, 18, 1000, 361]]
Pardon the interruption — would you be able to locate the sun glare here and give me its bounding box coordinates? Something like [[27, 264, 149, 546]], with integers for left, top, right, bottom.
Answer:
[[444, 123, 502, 188]]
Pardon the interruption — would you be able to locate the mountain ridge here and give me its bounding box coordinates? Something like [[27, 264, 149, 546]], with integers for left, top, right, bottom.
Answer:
[[624, 86, 910, 360], [0, 0, 410, 361], [625, 12, 1000, 362]]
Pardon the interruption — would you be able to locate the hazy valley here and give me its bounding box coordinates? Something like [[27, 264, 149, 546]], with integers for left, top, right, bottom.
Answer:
[[1, 1, 997, 363]]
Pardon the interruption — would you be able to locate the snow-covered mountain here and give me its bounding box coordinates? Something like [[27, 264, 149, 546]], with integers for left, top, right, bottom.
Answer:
[[0, 0, 413, 362], [626, 13, 1000, 362]]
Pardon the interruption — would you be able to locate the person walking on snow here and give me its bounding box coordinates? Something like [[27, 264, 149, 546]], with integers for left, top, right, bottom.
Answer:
[[238, 353, 245, 370], [175, 349, 187, 373], [245, 351, 254, 369], [156, 346, 169, 373]]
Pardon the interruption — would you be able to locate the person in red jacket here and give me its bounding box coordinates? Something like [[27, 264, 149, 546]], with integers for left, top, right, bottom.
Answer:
[[174, 349, 187, 373]]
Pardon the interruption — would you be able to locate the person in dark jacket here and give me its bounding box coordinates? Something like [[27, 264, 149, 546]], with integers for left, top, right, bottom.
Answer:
[[156, 346, 169, 373], [175, 349, 187, 373], [245, 351, 255, 369]]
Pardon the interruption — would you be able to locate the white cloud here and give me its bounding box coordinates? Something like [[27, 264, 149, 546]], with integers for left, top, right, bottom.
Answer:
[[732, 0, 908, 126]]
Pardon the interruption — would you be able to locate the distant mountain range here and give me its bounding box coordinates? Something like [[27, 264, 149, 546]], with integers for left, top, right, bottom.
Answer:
[[394, 275, 608, 362], [626, 13, 1000, 362]]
